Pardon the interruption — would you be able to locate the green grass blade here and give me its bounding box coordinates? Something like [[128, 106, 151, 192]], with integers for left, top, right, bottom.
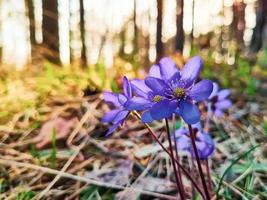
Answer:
[[49, 128, 57, 168], [215, 145, 260, 200]]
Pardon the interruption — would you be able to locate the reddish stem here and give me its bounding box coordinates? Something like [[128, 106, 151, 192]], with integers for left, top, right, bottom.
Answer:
[[206, 159, 213, 195], [133, 112, 205, 199], [188, 125, 210, 200], [204, 108, 213, 196], [172, 115, 186, 198], [165, 119, 185, 200], [190, 151, 196, 198]]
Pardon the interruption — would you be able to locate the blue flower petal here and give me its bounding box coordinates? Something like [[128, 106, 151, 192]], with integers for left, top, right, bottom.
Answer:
[[189, 80, 213, 102], [125, 97, 152, 111], [145, 77, 168, 94], [159, 57, 179, 81], [195, 133, 215, 160], [175, 108, 180, 116], [101, 109, 121, 123], [149, 64, 162, 79], [150, 99, 177, 120], [131, 79, 151, 98], [179, 100, 200, 124], [168, 72, 183, 90], [218, 89, 231, 101], [118, 94, 128, 105], [214, 109, 224, 117], [175, 127, 188, 138], [103, 92, 120, 107], [105, 122, 120, 136], [123, 76, 132, 98], [192, 122, 202, 132], [209, 82, 219, 99], [141, 110, 154, 123], [215, 99, 232, 110], [176, 135, 191, 151], [181, 56, 203, 88], [113, 110, 129, 123]]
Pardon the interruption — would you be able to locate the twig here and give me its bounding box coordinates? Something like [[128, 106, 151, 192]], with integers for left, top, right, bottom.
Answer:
[[0, 158, 177, 200], [34, 138, 88, 199], [67, 108, 93, 145], [118, 153, 162, 200]]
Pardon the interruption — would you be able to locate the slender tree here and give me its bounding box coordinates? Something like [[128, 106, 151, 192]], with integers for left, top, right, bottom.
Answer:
[[42, 0, 60, 63], [26, 0, 36, 46], [250, 0, 267, 53], [232, 0, 245, 46], [133, 0, 138, 54], [0, 0, 2, 63], [175, 0, 184, 52], [191, 0, 195, 41], [156, 0, 163, 61], [80, 0, 87, 66], [26, 0, 36, 63]]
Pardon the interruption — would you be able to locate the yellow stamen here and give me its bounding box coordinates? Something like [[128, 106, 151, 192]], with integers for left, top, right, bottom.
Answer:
[[153, 95, 162, 102], [175, 87, 185, 98]]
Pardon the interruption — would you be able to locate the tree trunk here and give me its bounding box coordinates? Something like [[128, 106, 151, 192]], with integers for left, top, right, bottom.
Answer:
[[175, 0, 184, 52], [0, 0, 2, 64], [80, 0, 87, 66], [26, 0, 36, 46], [156, 0, 163, 61], [232, 0, 245, 46], [26, 0, 36, 62], [191, 0, 195, 41], [42, 0, 60, 63], [250, 0, 267, 53], [133, 0, 138, 54]]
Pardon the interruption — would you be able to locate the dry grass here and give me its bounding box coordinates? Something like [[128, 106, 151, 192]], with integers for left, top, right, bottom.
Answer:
[[0, 62, 266, 199]]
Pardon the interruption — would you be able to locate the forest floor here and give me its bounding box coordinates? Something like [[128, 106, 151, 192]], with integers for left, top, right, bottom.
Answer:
[[0, 58, 267, 200]]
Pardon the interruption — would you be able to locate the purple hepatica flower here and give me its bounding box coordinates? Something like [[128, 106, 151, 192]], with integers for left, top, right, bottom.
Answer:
[[125, 78, 177, 123], [175, 123, 215, 160], [208, 82, 232, 117], [126, 56, 213, 124], [102, 76, 132, 136]]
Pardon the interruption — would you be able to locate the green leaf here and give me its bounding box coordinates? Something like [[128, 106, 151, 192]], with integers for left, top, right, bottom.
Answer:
[[110, 79, 119, 93], [80, 186, 97, 200], [29, 144, 38, 158], [0, 179, 8, 193], [16, 191, 35, 200], [169, 120, 181, 134], [263, 122, 267, 136]]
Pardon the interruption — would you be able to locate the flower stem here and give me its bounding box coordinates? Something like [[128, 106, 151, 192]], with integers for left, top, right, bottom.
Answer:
[[204, 107, 213, 195], [190, 152, 196, 198], [165, 118, 185, 200], [132, 112, 205, 199], [205, 159, 212, 195], [172, 115, 186, 198], [188, 124, 210, 200]]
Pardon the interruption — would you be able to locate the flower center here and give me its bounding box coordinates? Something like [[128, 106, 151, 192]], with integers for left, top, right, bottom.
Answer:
[[175, 87, 185, 98], [153, 95, 162, 102]]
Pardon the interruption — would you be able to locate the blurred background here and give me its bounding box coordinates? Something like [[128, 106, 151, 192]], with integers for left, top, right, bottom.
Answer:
[[0, 0, 266, 69]]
